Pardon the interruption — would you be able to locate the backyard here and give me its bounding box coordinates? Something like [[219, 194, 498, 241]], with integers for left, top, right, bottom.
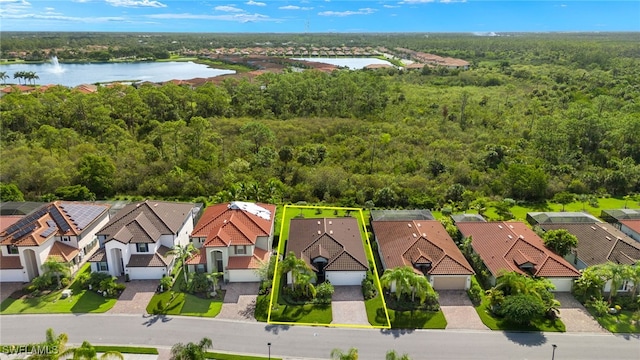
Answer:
[[0, 264, 118, 314]]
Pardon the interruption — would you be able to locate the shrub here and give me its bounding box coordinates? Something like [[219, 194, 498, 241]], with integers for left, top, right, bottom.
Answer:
[[87, 272, 112, 290], [60, 277, 71, 287], [467, 282, 482, 306], [613, 295, 640, 311], [500, 293, 545, 325], [315, 281, 334, 304], [587, 298, 610, 316], [32, 274, 54, 291], [361, 273, 377, 300], [159, 276, 173, 292], [75, 272, 90, 287], [188, 273, 210, 293], [258, 281, 271, 295]]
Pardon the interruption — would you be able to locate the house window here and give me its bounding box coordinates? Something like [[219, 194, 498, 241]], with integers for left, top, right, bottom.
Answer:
[[136, 243, 149, 253], [7, 245, 18, 254], [235, 245, 246, 255], [196, 264, 206, 273], [619, 281, 630, 292], [97, 262, 108, 271], [62, 236, 70, 242]]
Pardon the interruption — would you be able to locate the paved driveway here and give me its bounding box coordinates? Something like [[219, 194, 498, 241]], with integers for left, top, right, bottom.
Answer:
[[438, 290, 488, 330], [216, 282, 259, 322], [331, 286, 369, 325], [109, 280, 158, 314], [0, 282, 24, 303], [555, 292, 606, 333]]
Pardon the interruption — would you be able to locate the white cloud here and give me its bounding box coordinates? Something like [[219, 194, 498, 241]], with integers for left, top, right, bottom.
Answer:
[[399, 0, 434, 3], [245, 0, 265, 6], [318, 8, 376, 17], [383, 4, 399, 8], [440, 0, 466, 3], [0, 12, 124, 22], [0, 0, 31, 15], [215, 5, 244, 12], [106, 0, 167, 8], [147, 12, 273, 23], [279, 5, 312, 10]]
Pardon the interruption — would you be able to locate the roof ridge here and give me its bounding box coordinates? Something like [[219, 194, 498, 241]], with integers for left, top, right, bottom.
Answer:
[[143, 201, 174, 234], [326, 250, 368, 269]]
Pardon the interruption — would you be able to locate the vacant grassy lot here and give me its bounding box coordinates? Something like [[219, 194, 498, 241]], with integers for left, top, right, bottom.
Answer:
[[0, 265, 117, 314]]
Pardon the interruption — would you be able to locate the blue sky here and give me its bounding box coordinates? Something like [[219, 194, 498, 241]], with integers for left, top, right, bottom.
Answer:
[[0, 1, 638, 33]]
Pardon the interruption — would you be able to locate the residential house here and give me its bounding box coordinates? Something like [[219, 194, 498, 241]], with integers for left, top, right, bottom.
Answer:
[[456, 222, 580, 291], [372, 220, 474, 290], [451, 213, 486, 224], [286, 218, 368, 286], [370, 209, 434, 222], [186, 202, 276, 283], [90, 200, 197, 280], [0, 201, 110, 282], [540, 223, 640, 293], [527, 211, 601, 226], [619, 220, 640, 243]]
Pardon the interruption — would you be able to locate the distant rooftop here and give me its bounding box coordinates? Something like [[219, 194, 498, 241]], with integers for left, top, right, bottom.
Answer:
[[527, 212, 601, 226], [600, 209, 640, 223], [451, 213, 486, 224], [370, 209, 434, 222], [0, 202, 47, 216]]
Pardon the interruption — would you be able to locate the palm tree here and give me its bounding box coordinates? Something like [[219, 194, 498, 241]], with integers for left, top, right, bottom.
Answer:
[[386, 350, 411, 360], [28, 328, 69, 360], [408, 273, 431, 303], [330, 348, 358, 360], [42, 258, 71, 289], [170, 337, 212, 360], [627, 262, 640, 298], [63, 341, 123, 360], [495, 271, 528, 296], [380, 266, 414, 301], [168, 243, 198, 284], [601, 262, 628, 302], [0, 71, 8, 84], [13, 71, 25, 85], [279, 251, 313, 290], [206, 271, 224, 295]]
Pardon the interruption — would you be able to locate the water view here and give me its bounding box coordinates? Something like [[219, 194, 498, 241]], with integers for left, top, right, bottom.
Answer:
[[291, 57, 393, 70], [0, 59, 236, 87]]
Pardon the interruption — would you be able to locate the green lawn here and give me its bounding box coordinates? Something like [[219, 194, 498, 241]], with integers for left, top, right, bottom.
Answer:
[[365, 295, 445, 329], [93, 346, 158, 354], [0, 264, 117, 314], [146, 271, 224, 317], [205, 352, 281, 360], [586, 309, 640, 333], [470, 277, 566, 332]]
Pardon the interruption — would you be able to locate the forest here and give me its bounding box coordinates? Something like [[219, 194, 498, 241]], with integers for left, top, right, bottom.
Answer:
[[0, 33, 639, 210]]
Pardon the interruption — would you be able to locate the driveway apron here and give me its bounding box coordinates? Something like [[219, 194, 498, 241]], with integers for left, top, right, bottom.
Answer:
[[438, 290, 488, 330], [0, 282, 24, 303], [331, 286, 369, 326], [216, 282, 259, 322], [554, 292, 606, 333]]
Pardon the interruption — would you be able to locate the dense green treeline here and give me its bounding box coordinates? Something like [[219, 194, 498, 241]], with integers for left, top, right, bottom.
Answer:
[[1, 34, 639, 207]]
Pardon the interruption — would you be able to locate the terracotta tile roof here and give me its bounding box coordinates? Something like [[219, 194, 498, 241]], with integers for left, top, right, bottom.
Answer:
[[185, 247, 207, 265], [0, 254, 23, 269], [192, 202, 276, 248], [372, 220, 474, 276], [541, 223, 640, 267], [457, 222, 580, 278], [287, 218, 368, 272], [0, 216, 23, 232], [48, 241, 79, 263], [621, 219, 640, 234], [99, 200, 194, 244], [88, 248, 107, 262], [227, 247, 269, 270], [127, 245, 174, 267]]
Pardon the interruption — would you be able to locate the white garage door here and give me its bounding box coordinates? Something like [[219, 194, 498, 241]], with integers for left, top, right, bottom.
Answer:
[[326, 271, 366, 286], [228, 269, 260, 283], [0, 269, 25, 282], [549, 278, 574, 292], [432, 276, 468, 290], [128, 267, 166, 280]]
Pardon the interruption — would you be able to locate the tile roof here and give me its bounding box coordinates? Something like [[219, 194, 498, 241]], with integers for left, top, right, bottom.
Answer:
[[88, 248, 107, 262], [0, 254, 23, 269], [0, 216, 23, 232], [0, 202, 109, 247], [192, 202, 276, 248], [185, 247, 207, 265], [372, 220, 474, 276], [99, 200, 194, 244], [620, 219, 640, 234], [457, 222, 580, 278], [227, 247, 269, 270], [541, 223, 640, 267], [48, 241, 80, 263], [287, 218, 368, 272], [126, 245, 174, 267]]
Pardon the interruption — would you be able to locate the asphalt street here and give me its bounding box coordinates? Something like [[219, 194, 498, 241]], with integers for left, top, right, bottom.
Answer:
[[0, 314, 638, 360]]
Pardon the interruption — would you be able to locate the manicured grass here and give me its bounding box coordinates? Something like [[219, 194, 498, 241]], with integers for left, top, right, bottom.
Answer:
[[205, 352, 281, 360], [470, 277, 566, 332], [586, 308, 640, 333], [146, 270, 224, 317], [93, 346, 159, 354], [365, 294, 445, 329], [0, 264, 117, 314]]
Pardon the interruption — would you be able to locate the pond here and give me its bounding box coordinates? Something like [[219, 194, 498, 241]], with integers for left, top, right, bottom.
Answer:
[[0, 60, 235, 87], [291, 57, 393, 70]]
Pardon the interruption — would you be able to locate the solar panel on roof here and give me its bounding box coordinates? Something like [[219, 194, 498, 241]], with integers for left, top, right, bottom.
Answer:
[[50, 207, 71, 232], [60, 204, 105, 231], [13, 224, 36, 239], [40, 226, 57, 238], [4, 206, 48, 234]]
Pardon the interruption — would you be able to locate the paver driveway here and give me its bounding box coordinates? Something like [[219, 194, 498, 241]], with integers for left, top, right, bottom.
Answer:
[[109, 280, 158, 314], [0, 282, 24, 303], [438, 290, 488, 330], [216, 282, 259, 322], [555, 292, 606, 333], [331, 286, 369, 326]]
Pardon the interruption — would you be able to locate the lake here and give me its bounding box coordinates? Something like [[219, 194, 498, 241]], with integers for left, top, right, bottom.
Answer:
[[0, 61, 235, 87], [291, 57, 393, 70]]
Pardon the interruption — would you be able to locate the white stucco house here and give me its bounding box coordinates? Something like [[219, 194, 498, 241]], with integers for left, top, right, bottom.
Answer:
[[89, 200, 197, 280], [186, 202, 276, 283], [0, 201, 110, 282]]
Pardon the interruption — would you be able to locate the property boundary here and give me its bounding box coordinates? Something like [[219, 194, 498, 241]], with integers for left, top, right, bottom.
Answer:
[[267, 204, 391, 329]]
